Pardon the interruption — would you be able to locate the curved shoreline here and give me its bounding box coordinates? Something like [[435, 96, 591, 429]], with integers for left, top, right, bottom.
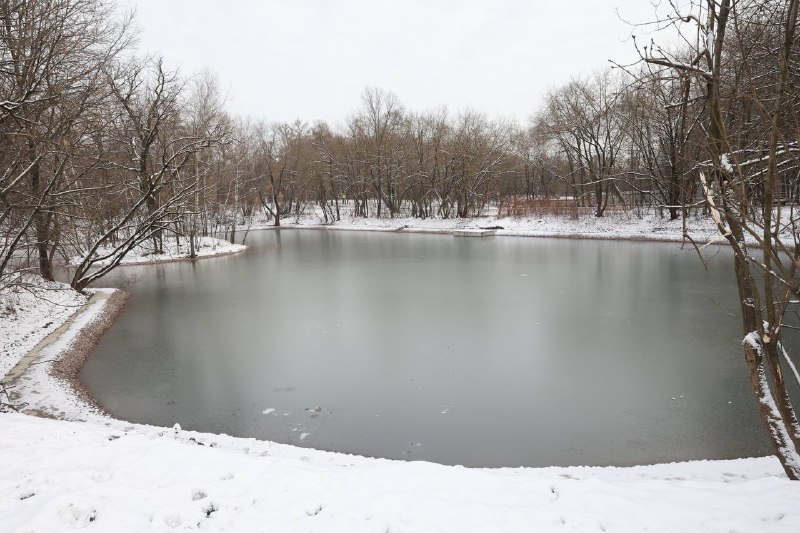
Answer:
[[50, 289, 130, 417], [65, 243, 248, 270], [101, 246, 248, 268]]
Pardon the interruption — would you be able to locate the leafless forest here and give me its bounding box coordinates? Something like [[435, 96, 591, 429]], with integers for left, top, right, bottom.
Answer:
[[3, 0, 800, 476]]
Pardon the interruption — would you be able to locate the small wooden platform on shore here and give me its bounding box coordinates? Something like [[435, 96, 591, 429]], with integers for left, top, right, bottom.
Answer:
[[452, 229, 496, 237]]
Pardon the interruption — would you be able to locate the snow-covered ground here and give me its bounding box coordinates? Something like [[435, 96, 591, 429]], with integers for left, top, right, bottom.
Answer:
[[3, 223, 800, 531], [1, 412, 798, 532], [0, 277, 88, 377], [0, 276, 111, 419], [69, 236, 246, 267]]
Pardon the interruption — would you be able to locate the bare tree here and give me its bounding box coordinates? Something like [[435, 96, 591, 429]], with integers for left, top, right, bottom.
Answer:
[[641, 0, 800, 479], [539, 71, 628, 216], [70, 58, 224, 290], [0, 0, 131, 285]]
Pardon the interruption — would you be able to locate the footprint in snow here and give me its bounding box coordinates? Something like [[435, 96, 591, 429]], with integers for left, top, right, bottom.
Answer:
[[163, 514, 181, 528], [203, 503, 218, 518], [58, 503, 97, 527], [306, 504, 323, 517]]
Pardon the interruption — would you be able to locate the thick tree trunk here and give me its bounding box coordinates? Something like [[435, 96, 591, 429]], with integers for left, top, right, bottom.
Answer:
[[34, 209, 52, 280], [28, 156, 53, 280], [272, 195, 281, 227]]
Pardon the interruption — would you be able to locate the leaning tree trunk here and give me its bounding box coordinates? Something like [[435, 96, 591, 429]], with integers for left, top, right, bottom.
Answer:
[[707, 0, 800, 480], [742, 332, 800, 479]]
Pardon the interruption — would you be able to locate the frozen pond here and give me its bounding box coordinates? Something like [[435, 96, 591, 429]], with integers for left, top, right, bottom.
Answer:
[[81, 229, 776, 467]]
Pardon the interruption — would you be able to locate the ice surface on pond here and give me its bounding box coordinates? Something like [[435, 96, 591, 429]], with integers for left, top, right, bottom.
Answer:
[[80, 230, 777, 467]]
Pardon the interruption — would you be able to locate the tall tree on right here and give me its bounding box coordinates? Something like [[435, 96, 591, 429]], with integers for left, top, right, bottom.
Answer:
[[641, 0, 800, 478]]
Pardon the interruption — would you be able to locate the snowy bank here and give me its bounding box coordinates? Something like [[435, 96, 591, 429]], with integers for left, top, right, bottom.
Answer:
[[1, 276, 124, 420], [0, 277, 88, 377], [1, 413, 798, 532], [69, 235, 246, 268]]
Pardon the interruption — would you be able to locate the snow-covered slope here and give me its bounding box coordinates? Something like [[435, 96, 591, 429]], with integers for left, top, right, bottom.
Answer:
[[1, 413, 798, 532], [0, 278, 88, 377]]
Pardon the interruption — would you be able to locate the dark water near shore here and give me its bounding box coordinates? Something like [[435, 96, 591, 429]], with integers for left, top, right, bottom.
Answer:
[[81, 229, 780, 467]]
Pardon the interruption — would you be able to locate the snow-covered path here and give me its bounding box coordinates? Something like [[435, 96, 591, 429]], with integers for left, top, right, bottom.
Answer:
[[1, 413, 798, 532], [0, 278, 88, 377]]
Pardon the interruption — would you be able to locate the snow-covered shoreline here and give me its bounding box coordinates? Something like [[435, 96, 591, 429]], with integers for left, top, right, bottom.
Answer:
[[3, 222, 800, 531], [247, 210, 731, 247], [1, 277, 89, 378], [69, 235, 247, 268], [1, 279, 121, 421]]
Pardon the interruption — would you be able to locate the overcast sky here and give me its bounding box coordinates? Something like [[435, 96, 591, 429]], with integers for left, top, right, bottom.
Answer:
[[128, 0, 666, 126]]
